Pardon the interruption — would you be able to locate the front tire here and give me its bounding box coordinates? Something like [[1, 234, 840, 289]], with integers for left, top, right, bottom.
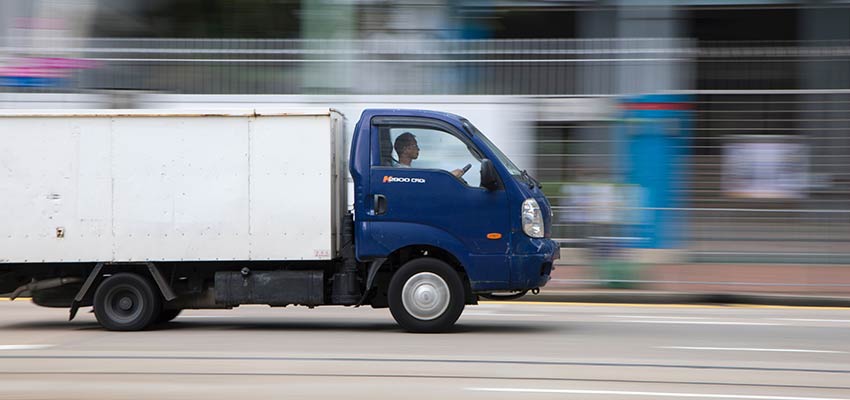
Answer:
[[93, 273, 162, 331], [388, 258, 465, 333]]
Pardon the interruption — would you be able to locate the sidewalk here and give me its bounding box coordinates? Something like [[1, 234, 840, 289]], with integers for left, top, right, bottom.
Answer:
[[526, 263, 850, 307]]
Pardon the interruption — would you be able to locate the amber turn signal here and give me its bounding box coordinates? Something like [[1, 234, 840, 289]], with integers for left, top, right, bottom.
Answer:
[[487, 233, 502, 240]]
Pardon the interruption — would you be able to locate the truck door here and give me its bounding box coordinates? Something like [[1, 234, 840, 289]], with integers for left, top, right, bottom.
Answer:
[[360, 117, 511, 282]]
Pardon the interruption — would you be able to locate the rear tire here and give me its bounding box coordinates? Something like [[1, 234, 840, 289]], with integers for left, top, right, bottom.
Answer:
[[93, 273, 162, 331], [388, 258, 465, 333]]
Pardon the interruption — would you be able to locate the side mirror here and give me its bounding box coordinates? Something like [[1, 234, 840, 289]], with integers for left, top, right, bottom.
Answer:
[[480, 159, 500, 191]]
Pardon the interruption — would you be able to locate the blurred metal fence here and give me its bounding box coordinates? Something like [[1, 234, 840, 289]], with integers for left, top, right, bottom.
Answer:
[[686, 91, 850, 264], [541, 90, 850, 264], [1, 37, 692, 95], [3, 37, 850, 264], [4, 38, 850, 94]]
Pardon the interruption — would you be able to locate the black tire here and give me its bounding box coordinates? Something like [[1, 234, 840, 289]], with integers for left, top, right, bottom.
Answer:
[[93, 273, 162, 331], [388, 258, 465, 333], [156, 309, 182, 323]]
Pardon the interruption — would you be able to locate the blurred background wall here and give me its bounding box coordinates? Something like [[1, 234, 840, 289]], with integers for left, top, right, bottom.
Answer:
[[2, 0, 849, 292]]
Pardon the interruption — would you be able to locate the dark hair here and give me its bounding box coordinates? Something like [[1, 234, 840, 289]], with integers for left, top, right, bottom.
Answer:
[[394, 132, 417, 155]]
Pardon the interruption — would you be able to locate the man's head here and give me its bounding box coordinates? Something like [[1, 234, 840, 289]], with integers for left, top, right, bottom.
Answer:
[[394, 132, 419, 164]]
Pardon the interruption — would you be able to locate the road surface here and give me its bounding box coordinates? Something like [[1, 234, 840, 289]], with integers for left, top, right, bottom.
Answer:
[[1, 299, 848, 399]]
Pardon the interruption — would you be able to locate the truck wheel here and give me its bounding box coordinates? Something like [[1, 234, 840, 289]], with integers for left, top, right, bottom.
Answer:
[[388, 258, 465, 333], [156, 309, 182, 323], [93, 273, 162, 331]]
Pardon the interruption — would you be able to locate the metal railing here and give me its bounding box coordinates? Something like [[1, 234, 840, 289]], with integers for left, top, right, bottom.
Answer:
[[539, 90, 850, 264], [4, 38, 850, 94], [2, 37, 693, 95]]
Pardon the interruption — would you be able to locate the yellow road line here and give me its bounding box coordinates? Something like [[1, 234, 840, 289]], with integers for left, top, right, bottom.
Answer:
[[482, 301, 728, 308], [0, 297, 31, 301], [726, 303, 850, 311], [481, 301, 850, 310]]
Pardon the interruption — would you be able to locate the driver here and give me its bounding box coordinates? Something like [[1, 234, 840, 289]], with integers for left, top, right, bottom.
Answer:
[[393, 132, 468, 178]]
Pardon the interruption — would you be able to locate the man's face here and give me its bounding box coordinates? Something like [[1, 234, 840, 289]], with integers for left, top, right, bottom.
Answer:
[[405, 139, 420, 160]]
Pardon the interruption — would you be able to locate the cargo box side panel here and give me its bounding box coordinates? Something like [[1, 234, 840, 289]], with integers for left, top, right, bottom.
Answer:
[[249, 115, 333, 260], [0, 117, 114, 263], [112, 117, 251, 261]]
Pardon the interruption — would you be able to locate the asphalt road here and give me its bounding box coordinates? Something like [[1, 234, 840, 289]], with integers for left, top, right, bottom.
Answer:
[[1, 299, 849, 400]]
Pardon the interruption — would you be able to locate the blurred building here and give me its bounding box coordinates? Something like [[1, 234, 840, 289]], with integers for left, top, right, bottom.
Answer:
[[2, 0, 849, 266], [4, 0, 847, 94]]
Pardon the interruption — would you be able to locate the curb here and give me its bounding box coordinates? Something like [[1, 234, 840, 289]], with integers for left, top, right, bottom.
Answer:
[[514, 290, 850, 308]]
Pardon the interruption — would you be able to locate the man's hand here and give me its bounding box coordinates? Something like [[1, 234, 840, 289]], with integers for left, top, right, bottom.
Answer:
[[451, 164, 472, 178]]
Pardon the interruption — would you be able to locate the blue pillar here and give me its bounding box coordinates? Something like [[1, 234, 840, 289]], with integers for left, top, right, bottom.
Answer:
[[618, 94, 691, 249]]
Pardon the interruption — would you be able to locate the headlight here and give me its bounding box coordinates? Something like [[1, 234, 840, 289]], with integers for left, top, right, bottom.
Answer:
[[521, 198, 544, 238]]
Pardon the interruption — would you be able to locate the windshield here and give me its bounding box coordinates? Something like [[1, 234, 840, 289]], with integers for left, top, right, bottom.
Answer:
[[461, 119, 523, 176]]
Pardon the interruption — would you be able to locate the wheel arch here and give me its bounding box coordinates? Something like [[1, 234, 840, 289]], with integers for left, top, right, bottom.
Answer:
[[369, 245, 476, 306]]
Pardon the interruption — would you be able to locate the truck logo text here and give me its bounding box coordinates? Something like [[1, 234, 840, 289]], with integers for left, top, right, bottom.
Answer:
[[383, 176, 426, 184]]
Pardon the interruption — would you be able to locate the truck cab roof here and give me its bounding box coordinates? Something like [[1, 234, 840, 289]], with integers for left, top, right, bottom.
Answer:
[[359, 108, 464, 124]]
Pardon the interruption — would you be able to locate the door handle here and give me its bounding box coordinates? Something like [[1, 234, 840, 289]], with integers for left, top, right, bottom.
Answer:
[[373, 194, 387, 216]]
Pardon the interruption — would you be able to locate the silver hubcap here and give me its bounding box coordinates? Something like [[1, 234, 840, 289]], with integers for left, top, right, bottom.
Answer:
[[402, 272, 450, 321], [104, 285, 144, 324], [118, 297, 134, 311]]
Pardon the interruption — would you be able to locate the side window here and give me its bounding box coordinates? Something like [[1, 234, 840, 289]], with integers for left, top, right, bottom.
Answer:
[[379, 126, 483, 187]]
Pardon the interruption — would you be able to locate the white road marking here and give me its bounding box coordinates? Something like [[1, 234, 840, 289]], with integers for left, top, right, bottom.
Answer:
[[621, 320, 781, 326], [0, 345, 53, 350], [467, 387, 850, 400], [773, 318, 850, 323], [178, 315, 235, 319], [660, 346, 846, 354], [609, 315, 711, 319]]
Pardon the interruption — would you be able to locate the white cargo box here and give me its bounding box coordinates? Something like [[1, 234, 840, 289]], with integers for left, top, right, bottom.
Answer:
[[0, 109, 346, 263]]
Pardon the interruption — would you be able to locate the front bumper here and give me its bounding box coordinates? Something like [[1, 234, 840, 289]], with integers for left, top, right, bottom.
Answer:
[[510, 238, 559, 290]]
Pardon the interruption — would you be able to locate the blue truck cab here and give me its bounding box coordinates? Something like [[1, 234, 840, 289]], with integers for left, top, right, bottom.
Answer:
[[350, 109, 559, 331]]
